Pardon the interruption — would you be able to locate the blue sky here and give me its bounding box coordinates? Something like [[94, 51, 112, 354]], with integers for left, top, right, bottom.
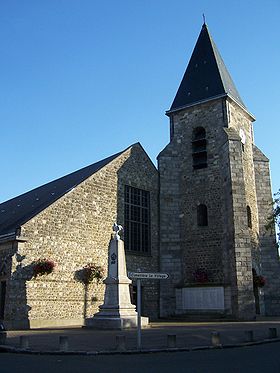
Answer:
[[0, 0, 279, 203]]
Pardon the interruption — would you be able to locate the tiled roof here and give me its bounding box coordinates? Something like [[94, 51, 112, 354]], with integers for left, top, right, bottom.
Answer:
[[0, 149, 125, 236], [169, 23, 246, 112]]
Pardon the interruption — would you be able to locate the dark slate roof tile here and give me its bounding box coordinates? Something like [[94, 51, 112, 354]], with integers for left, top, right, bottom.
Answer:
[[0, 148, 126, 236], [169, 23, 246, 112]]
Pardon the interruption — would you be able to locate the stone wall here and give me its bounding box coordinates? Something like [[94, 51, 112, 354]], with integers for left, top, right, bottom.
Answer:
[[253, 145, 280, 315], [227, 101, 260, 259], [158, 140, 182, 316], [159, 98, 230, 317], [224, 100, 258, 318], [116, 145, 159, 318], [0, 240, 17, 324], [223, 128, 255, 318], [1, 144, 159, 329], [158, 97, 260, 319]]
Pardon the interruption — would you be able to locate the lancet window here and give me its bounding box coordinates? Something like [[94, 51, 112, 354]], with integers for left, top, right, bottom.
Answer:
[[124, 186, 151, 253]]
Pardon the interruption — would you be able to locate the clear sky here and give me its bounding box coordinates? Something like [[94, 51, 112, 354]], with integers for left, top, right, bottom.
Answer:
[[0, 0, 279, 203]]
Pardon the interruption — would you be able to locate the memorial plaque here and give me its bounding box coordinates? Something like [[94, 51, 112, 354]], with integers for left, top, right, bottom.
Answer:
[[181, 287, 224, 310]]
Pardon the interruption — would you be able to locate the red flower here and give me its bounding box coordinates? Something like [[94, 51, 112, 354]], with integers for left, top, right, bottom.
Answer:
[[32, 259, 55, 277]]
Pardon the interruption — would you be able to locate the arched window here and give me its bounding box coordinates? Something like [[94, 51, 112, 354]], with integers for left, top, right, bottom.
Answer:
[[197, 204, 208, 226], [192, 127, 207, 169], [247, 205, 252, 228]]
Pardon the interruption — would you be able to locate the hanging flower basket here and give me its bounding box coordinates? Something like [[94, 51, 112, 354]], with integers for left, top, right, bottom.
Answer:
[[253, 274, 266, 288], [193, 269, 208, 283], [32, 259, 55, 278], [75, 263, 104, 285]]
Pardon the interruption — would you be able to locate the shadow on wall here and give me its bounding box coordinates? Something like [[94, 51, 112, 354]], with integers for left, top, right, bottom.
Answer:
[[0, 256, 10, 321], [74, 266, 104, 321], [74, 269, 90, 320], [5, 256, 33, 330]]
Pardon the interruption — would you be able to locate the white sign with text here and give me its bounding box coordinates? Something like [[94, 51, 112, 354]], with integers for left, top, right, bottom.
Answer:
[[128, 272, 169, 280]]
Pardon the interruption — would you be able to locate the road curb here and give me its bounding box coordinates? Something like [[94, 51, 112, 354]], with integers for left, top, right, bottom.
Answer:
[[1, 337, 280, 355]]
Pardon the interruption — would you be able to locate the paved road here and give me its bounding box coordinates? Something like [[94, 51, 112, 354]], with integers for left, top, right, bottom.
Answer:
[[1, 342, 280, 373], [5, 321, 280, 352]]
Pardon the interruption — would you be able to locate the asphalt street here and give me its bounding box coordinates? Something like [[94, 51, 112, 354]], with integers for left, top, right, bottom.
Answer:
[[5, 321, 280, 352], [1, 342, 280, 373]]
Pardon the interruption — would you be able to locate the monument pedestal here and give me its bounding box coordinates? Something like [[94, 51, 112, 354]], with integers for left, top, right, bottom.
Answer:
[[86, 224, 149, 329], [86, 314, 149, 329]]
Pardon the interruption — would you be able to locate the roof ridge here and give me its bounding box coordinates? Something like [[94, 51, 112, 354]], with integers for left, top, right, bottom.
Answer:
[[169, 24, 247, 112], [0, 146, 130, 235], [208, 28, 246, 109], [0, 150, 122, 206]]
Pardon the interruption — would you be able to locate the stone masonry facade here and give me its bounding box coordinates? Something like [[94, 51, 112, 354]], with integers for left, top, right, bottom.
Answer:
[[158, 97, 279, 319], [0, 144, 159, 329], [253, 146, 280, 315]]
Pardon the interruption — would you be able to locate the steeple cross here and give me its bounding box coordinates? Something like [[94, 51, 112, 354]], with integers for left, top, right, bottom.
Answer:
[[203, 13, 206, 25]]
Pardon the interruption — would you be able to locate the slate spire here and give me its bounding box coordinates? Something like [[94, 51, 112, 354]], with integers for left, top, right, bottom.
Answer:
[[169, 23, 246, 113]]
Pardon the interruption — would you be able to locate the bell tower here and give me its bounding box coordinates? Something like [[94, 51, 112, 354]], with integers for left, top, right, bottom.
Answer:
[[158, 23, 278, 319]]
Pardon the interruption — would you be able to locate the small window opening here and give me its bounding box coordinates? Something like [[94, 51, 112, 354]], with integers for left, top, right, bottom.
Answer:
[[247, 205, 252, 228], [197, 204, 208, 226]]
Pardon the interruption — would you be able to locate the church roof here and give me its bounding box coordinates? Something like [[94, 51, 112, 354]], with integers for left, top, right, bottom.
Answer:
[[0, 148, 126, 236], [168, 23, 246, 113], [253, 145, 269, 162]]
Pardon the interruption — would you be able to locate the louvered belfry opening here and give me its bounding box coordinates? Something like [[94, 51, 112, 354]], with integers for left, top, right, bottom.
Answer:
[[192, 127, 207, 169]]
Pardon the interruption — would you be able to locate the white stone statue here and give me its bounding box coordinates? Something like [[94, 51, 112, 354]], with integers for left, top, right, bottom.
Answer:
[[86, 223, 149, 329], [112, 223, 123, 240]]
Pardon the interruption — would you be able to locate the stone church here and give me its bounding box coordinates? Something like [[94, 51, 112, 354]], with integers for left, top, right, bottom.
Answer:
[[0, 23, 279, 329]]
